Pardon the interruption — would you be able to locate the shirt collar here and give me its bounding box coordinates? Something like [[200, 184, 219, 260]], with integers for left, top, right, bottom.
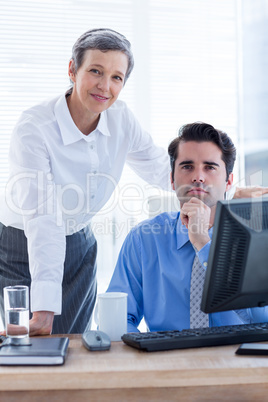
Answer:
[[176, 213, 213, 250], [96, 110, 111, 138], [54, 94, 111, 146]]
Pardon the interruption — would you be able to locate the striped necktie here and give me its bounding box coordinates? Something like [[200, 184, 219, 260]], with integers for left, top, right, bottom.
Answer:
[[190, 249, 209, 329]]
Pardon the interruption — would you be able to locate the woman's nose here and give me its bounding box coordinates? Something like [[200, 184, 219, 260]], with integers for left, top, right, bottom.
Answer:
[[97, 76, 109, 91]]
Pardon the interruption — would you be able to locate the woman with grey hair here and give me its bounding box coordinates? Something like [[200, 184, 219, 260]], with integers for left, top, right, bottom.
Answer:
[[0, 28, 171, 335]]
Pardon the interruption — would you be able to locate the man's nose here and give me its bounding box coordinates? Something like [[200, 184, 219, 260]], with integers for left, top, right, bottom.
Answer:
[[192, 171, 205, 183]]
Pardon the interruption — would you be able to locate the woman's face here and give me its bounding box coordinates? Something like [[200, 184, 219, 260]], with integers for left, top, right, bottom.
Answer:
[[68, 49, 128, 117]]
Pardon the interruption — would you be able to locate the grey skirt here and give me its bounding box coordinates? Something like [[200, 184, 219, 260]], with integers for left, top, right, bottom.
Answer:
[[0, 222, 97, 334]]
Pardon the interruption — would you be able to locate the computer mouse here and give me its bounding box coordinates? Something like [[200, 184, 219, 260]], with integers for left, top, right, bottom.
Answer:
[[82, 330, 111, 351]]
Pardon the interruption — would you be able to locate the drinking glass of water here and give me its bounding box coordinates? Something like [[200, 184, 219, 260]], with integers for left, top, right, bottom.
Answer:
[[4, 285, 29, 338]]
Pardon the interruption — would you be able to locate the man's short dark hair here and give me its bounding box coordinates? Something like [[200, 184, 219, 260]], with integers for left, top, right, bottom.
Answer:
[[168, 122, 236, 181]]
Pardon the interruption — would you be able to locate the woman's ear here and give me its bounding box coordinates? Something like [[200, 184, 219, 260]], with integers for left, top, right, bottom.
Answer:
[[68, 59, 76, 82]]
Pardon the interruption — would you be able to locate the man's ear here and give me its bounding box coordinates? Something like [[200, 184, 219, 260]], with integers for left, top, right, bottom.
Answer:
[[170, 172, 175, 191], [225, 172, 233, 193]]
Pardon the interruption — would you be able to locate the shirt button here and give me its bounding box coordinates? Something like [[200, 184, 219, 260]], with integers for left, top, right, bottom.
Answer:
[[91, 195, 95, 199], [93, 171, 97, 175], [204, 262, 208, 267]]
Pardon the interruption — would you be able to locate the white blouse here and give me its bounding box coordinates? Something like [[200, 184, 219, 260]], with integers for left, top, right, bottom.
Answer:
[[0, 94, 171, 314]]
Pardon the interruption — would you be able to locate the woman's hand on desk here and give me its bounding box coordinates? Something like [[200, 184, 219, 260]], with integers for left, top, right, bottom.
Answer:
[[0, 311, 54, 337], [29, 311, 54, 336], [234, 186, 268, 198]]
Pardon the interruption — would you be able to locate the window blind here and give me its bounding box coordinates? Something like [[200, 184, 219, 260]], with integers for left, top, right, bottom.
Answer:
[[148, 0, 239, 150], [0, 0, 135, 189]]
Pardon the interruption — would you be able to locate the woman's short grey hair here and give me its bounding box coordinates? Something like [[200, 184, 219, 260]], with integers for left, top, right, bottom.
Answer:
[[71, 28, 134, 84]]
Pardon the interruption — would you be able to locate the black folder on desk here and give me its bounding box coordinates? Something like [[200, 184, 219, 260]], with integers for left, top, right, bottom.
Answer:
[[0, 337, 69, 366]]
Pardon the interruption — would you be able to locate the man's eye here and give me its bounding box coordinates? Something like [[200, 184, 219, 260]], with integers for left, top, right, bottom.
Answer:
[[182, 165, 192, 170], [206, 165, 216, 170]]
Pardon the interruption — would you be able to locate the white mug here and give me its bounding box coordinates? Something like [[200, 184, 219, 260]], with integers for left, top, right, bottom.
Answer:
[[95, 292, 127, 341]]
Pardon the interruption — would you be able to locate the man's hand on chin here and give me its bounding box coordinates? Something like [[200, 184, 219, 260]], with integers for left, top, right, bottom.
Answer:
[[180, 197, 212, 251]]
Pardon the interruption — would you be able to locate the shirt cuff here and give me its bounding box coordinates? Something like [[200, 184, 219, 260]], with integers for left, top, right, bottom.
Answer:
[[127, 321, 140, 333], [197, 241, 211, 270], [30, 280, 62, 315]]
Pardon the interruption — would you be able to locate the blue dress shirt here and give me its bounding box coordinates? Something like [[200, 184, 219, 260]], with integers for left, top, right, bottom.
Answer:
[[107, 212, 268, 332]]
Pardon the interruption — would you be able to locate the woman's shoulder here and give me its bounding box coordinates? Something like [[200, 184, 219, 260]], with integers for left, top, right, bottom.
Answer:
[[18, 95, 61, 128], [11, 95, 62, 144], [104, 100, 142, 140], [106, 99, 136, 121], [108, 98, 128, 111]]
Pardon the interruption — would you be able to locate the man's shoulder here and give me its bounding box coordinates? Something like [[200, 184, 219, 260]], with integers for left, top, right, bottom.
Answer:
[[130, 211, 180, 238]]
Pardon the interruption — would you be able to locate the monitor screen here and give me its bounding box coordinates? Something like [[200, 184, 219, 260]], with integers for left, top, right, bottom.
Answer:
[[201, 198, 268, 313]]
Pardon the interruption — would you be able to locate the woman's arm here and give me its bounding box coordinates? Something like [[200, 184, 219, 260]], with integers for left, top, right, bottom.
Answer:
[[234, 186, 268, 198]]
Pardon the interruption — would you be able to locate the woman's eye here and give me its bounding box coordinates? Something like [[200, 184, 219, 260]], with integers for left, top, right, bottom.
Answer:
[[90, 69, 100, 74], [113, 75, 123, 81]]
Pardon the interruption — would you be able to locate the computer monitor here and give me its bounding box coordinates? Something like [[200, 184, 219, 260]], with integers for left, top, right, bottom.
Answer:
[[201, 198, 268, 313]]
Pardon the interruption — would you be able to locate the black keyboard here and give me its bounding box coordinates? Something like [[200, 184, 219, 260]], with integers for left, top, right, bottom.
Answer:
[[121, 322, 268, 352]]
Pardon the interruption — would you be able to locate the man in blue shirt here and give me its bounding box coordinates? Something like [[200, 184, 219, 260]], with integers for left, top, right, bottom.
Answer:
[[107, 122, 268, 332]]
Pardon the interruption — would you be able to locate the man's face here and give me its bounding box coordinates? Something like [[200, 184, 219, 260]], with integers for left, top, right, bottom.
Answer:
[[171, 141, 233, 208]]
